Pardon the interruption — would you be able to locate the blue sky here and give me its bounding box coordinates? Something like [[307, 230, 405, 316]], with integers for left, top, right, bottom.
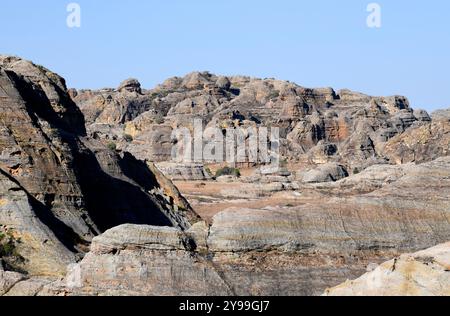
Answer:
[[0, 0, 449, 111]]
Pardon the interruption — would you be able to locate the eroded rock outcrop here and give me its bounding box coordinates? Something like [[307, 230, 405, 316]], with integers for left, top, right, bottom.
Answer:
[[32, 157, 450, 296], [72, 72, 449, 174], [324, 242, 450, 296], [299, 163, 349, 183], [382, 115, 449, 164], [0, 56, 199, 276], [1, 57, 449, 296], [45, 225, 233, 296]]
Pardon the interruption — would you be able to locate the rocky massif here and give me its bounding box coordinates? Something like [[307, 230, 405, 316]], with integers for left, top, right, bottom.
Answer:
[[1, 56, 449, 296], [0, 56, 198, 278], [72, 72, 448, 179]]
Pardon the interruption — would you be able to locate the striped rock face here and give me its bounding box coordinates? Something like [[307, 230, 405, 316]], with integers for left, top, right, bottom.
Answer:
[[0, 56, 199, 277], [324, 242, 450, 296]]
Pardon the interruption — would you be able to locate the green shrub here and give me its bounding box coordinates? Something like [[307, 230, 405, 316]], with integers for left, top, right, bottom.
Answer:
[[267, 90, 280, 100], [215, 167, 241, 178], [154, 113, 165, 124], [0, 230, 19, 258], [204, 167, 213, 177], [107, 142, 117, 151], [0, 228, 25, 272], [280, 159, 288, 168], [123, 134, 133, 143]]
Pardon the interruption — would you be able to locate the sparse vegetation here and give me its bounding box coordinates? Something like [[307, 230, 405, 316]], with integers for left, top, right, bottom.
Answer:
[[0, 227, 24, 270], [267, 90, 280, 100], [154, 113, 165, 124], [280, 159, 288, 168], [107, 142, 117, 151], [123, 134, 133, 143], [215, 167, 241, 178], [204, 167, 213, 177]]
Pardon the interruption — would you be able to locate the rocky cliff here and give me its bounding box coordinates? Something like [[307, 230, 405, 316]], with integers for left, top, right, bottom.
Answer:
[[9, 156, 447, 296], [324, 242, 450, 296], [0, 56, 199, 276], [1, 57, 449, 296], [72, 72, 448, 176]]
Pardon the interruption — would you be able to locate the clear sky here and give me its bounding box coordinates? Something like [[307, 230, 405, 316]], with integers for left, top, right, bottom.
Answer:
[[1, 0, 449, 111]]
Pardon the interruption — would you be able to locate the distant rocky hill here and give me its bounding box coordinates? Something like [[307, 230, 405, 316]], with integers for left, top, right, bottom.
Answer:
[[72, 72, 449, 177]]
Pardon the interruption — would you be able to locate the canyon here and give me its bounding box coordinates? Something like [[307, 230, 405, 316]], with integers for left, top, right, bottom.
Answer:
[[0, 56, 449, 296]]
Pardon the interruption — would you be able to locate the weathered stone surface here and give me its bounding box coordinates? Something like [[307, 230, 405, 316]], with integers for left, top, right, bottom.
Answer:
[[34, 157, 450, 296], [72, 71, 448, 176], [432, 108, 450, 121], [324, 242, 450, 296], [0, 270, 25, 295], [209, 157, 450, 255], [46, 225, 233, 296], [216, 76, 231, 91], [299, 163, 349, 183], [39, 224, 384, 296], [0, 173, 76, 276], [155, 162, 212, 181], [0, 56, 198, 276], [2, 56, 450, 296], [3, 277, 54, 296], [382, 119, 450, 164], [118, 78, 142, 94]]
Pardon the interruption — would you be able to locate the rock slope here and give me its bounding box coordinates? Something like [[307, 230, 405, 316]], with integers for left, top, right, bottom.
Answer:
[[0, 56, 199, 276], [28, 157, 450, 296], [324, 242, 450, 296], [1, 57, 449, 296], [72, 73, 449, 175]]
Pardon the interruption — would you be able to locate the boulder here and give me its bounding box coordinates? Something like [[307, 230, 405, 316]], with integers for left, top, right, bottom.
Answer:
[[118, 78, 142, 94], [300, 163, 349, 183], [215, 76, 231, 90]]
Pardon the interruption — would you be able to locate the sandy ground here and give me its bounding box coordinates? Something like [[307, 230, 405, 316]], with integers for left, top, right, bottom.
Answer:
[[174, 180, 313, 223]]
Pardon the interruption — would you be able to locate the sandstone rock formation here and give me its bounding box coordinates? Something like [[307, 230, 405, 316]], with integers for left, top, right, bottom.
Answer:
[[155, 162, 212, 181], [72, 72, 449, 176], [1, 56, 449, 296], [45, 225, 233, 296], [0, 56, 199, 276], [19, 157, 447, 296], [432, 108, 450, 121], [382, 112, 449, 164], [324, 242, 450, 296]]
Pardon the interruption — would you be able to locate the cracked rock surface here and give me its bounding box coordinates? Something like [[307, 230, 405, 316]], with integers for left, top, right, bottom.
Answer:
[[324, 242, 450, 296]]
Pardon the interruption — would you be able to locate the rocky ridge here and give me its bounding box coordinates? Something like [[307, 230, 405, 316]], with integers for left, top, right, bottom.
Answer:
[[72, 72, 448, 179], [10, 156, 448, 296], [1, 56, 449, 296]]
